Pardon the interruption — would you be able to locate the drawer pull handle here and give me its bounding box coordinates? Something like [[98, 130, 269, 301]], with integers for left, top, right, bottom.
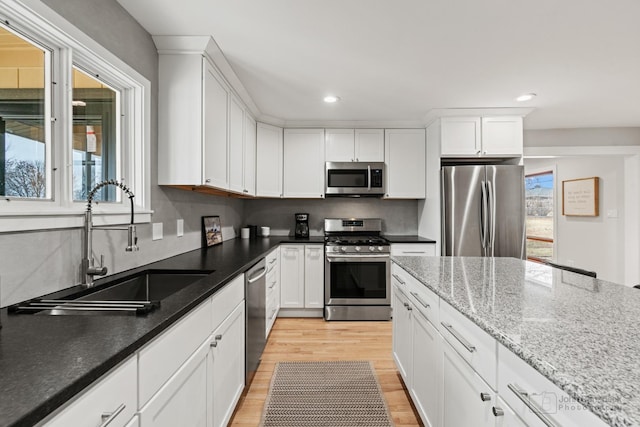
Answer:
[[508, 383, 560, 427], [392, 274, 405, 285], [440, 322, 476, 353], [402, 251, 426, 254], [410, 292, 430, 308], [210, 341, 218, 348], [100, 403, 126, 427], [215, 334, 222, 341], [492, 407, 504, 417], [480, 392, 491, 402], [267, 264, 276, 274], [269, 258, 277, 264], [269, 282, 277, 289]]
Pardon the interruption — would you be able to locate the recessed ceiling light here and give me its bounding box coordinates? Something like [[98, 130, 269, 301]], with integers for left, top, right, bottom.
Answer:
[[516, 93, 536, 102], [323, 95, 340, 103]]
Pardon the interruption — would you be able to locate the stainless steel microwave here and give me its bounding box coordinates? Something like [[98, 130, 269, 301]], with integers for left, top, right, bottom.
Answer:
[[325, 162, 385, 197]]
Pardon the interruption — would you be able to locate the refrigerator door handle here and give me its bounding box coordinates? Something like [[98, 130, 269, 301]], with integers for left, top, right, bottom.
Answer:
[[480, 180, 488, 252], [487, 180, 496, 256]]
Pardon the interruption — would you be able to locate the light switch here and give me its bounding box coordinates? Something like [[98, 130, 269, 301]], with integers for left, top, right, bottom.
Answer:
[[152, 222, 163, 241], [177, 219, 184, 237]]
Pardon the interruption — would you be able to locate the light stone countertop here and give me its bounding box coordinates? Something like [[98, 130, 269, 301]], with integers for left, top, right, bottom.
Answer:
[[391, 256, 640, 427]]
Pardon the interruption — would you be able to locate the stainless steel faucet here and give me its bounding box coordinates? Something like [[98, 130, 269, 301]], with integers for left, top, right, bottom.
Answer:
[[82, 179, 139, 287]]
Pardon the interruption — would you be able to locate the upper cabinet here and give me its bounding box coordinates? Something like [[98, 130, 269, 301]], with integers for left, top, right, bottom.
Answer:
[[229, 96, 257, 196], [325, 129, 384, 162], [385, 129, 426, 199], [283, 128, 325, 198], [440, 116, 523, 157], [256, 123, 283, 198]]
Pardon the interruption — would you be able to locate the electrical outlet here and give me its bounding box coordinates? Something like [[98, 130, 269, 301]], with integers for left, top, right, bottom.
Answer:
[[177, 219, 184, 237], [152, 222, 163, 241]]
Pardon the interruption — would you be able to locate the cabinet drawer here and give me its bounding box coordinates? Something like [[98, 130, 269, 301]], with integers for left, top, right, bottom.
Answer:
[[439, 299, 497, 389], [139, 298, 213, 406], [391, 262, 412, 296], [266, 247, 279, 265], [43, 356, 137, 427], [497, 344, 607, 427], [212, 274, 245, 329], [406, 274, 439, 327], [391, 243, 436, 256]]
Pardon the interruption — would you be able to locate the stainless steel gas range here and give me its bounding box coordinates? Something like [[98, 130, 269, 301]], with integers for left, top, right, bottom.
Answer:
[[324, 218, 391, 321]]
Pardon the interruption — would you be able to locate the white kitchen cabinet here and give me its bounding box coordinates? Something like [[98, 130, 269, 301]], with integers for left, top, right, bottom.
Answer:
[[391, 243, 436, 257], [283, 128, 325, 198], [493, 396, 528, 427], [125, 416, 140, 427], [392, 285, 412, 383], [411, 307, 442, 427], [440, 116, 523, 158], [256, 123, 283, 197], [442, 338, 494, 427], [138, 340, 209, 427], [280, 245, 305, 308], [266, 247, 280, 336], [208, 301, 245, 427], [243, 115, 257, 196], [202, 60, 229, 189], [43, 356, 137, 427], [228, 95, 245, 194], [384, 129, 426, 198], [325, 129, 384, 162], [304, 244, 324, 308]]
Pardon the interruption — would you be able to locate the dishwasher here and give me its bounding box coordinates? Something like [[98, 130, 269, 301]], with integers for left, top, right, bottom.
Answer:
[[245, 258, 267, 384]]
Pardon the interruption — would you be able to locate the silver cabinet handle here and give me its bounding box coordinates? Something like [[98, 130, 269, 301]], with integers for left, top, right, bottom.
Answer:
[[402, 251, 426, 254], [267, 264, 276, 274], [205, 178, 211, 183], [100, 403, 126, 427], [480, 392, 491, 402], [269, 258, 277, 264], [215, 334, 222, 341], [508, 383, 560, 427], [492, 407, 504, 417], [441, 322, 476, 353], [392, 274, 405, 285], [210, 341, 218, 348], [410, 292, 430, 308], [269, 281, 277, 289], [403, 302, 409, 308]]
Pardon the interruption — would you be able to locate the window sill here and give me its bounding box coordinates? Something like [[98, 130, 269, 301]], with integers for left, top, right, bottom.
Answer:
[[0, 210, 153, 233]]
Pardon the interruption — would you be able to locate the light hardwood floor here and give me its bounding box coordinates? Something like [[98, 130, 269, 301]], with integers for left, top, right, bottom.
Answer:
[[229, 317, 423, 427]]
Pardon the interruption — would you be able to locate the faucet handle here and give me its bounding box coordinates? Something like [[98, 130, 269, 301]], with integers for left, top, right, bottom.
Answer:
[[126, 224, 139, 252]]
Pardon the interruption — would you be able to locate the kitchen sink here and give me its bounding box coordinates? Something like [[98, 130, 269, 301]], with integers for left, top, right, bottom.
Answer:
[[9, 269, 214, 316]]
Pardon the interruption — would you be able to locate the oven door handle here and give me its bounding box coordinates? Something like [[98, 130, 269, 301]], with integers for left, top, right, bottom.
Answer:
[[326, 254, 390, 261]]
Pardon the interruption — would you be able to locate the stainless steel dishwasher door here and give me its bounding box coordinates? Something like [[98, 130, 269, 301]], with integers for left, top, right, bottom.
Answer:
[[245, 258, 267, 384]]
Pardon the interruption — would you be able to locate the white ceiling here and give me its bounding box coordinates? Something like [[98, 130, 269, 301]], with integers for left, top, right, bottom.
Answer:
[[116, 0, 640, 130]]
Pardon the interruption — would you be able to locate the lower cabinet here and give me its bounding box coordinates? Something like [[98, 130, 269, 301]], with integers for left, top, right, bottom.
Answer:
[[279, 244, 324, 313], [392, 285, 412, 382], [410, 307, 441, 427], [304, 245, 324, 308]]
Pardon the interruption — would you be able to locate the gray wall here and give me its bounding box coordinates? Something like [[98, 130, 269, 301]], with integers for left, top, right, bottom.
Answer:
[[0, 0, 244, 307], [524, 127, 640, 147], [244, 199, 419, 236]]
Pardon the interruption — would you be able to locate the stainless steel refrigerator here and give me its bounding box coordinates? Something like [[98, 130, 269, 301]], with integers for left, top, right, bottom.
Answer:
[[441, 165, 525, 258]]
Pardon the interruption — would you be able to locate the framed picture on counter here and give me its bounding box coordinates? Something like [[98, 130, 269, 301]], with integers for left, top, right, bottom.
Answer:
[[202, 216, 222, 247]]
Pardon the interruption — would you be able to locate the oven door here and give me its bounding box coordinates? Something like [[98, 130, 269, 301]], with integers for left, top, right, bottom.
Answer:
[[325, 253, 391, 305]]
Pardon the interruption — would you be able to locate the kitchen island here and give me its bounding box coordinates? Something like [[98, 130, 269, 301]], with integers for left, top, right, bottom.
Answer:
[[391, 256, 640, 427]]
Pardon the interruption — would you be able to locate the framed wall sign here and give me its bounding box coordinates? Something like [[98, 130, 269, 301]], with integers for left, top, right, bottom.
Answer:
[[562, 177, 599, 217], [202, 216, 223, 247]]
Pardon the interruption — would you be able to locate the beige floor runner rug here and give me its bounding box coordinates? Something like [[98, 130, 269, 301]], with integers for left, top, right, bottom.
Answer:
[[259, 360, 395, 427]]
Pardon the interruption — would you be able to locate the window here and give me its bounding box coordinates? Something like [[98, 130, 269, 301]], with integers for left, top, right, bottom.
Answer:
[[0, 25, 51, 199], [525, 170, 554, 262], [0, 1, 150, 232]]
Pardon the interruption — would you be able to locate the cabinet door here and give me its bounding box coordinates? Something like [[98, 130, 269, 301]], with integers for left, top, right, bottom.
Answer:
[[304, 245, 324, 308], [392, 285, 412, 384], [139, 341, 209, 427], [481, 117, 523, 156], [256, 123, 283, 197], [411, 309, 441, 427], [203, 60, 228, 188], [355, 129, 384, 162], [384, 129, 426, 198], [440, 117, 481, 156], [228, 96, 245, 193], [441, 339, 494, 427], [280, 245, 304, 308], [325, 129, 355, 162], [209, 302, 245, 427], [391, 243, 436, 256], [243, 115, 257, 196], [283, 128, 325, 198]]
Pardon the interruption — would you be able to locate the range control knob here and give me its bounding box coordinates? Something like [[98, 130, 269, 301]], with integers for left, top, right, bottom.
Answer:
[[340, 246, 347, 253], [369, 246, 375, 252], [377, 246, 384, 252], [355, 246, 361, 252]]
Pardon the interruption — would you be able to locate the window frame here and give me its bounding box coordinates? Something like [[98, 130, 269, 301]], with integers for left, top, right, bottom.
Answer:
[[0, 0, 151, 232], [525, 167, 556, 263]]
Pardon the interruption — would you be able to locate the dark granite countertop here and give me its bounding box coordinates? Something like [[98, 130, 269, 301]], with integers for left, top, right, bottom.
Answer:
[[382, 234, 436, 243], [0, 236, 321, 427], [392, 256, 640, 427]]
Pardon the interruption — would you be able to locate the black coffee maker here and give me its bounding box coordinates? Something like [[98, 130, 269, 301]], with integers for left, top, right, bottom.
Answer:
[[294, 213, 309, 238]]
